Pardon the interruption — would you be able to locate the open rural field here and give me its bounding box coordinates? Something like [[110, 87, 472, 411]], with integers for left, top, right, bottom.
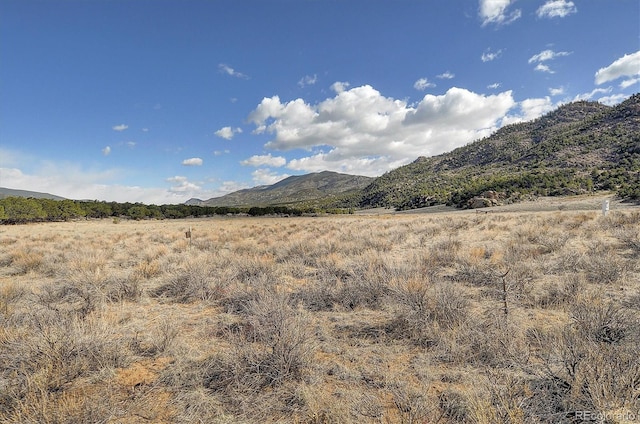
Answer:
[[1, 204, 639, 423]]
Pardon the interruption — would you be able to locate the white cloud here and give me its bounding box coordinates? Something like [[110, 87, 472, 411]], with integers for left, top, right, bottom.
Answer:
[[166, 175, 201, 193], [218, 63, 249, 79], [528, 49, 571, 64], [481, 48, 503, 62], [437, 71, 455, 79], [0, 156, 227, 204], [182, 158, 203, 166], [112, 124, 128, 132], [413, 78, 436, 91], [240, 154, 287, 167], [597, 94, 629, 106], [537, 0, 577, 18], [0, 164, 158, 204], [102, 146, 111, 156], [502, 97, 556, 126], [215, 126, 242, 140], [594, 51, 640, 85], [331, 81, 350, 93], [479, 0, 521, 26], [549, 87, 565, 96], [487, 82, 501, 89], [213, 149, 230, 156], [247, 85, 515, 176], [251, 169, 290, 186], [218, 180, 249, 194], [573, 87, 612, 102], [126, 141, 136, 148], [535, 63, 554, 74], [529, 49, 571, 73], [620, 78, 640, 89], [298, 74, 318, 88]]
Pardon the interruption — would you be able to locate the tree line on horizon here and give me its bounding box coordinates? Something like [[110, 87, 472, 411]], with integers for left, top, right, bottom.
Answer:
[[0, 197, 337, 224]]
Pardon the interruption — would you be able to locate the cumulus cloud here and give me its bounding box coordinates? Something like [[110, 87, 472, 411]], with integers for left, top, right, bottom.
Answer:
[[112, 124, 128, 131], [331, 81, 350, 93], [594, 51, 640, 85], [414, 78, 436, 91], [597, 94, 630, 106], [503, 97, 556, 125], [215, 126, 243, 140], [481, 48, 503, 62], [167, 175, 201, 192], [251, 169, 290, 186], [479, 0, 521, 26], [102, 146, 111, 156], [181, 158, 203, 166], [241, 154, 287, 167], [247, 85, 516, 176], [298, 74, 318, 88], [218, 63, 249, 79], [537, 0, 577, 18]]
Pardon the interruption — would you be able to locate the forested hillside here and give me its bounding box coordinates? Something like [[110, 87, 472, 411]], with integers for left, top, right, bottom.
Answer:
[[356, 94, 640, 210]]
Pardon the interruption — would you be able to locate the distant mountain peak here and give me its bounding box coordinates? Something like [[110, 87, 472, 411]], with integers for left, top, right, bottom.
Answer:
[[189, 171, 373, 207]]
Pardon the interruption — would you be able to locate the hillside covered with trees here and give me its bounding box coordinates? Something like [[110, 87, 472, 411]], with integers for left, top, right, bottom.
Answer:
[[354, 94, 640, 210]]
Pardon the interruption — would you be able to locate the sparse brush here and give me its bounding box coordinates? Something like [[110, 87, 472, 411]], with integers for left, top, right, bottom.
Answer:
[[533, 299, 640, 417], [388, 278, 469, 347], [150, 257, 226, 303], [580, 244, 628, 285], [0, 311, 130, 419], [9, 247, 44, 274], [389, 383, 432, 424], [614, 226, 640, 255], [1, 211, 638, 423], [0, 283, 25, 319]]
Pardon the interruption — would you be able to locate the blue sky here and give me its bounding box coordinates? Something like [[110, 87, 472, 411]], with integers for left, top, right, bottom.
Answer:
[[1, 0, 639, 204]]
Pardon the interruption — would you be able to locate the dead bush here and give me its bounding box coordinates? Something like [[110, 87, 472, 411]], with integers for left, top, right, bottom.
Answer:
[[388, 279, 469, 347], [531, 300, 640, 418], [175, 288, 315, 412], [9, 247, 44, 274], [0, 312, 130, 419], [150, 258, 225, 303], [580, 245, 628, 285]]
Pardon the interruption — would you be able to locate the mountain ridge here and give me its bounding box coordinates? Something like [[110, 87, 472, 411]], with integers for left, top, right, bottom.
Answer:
[[187, 171, 373, 207], [355, 94, 640, 209], [0, 187, 66, 201]]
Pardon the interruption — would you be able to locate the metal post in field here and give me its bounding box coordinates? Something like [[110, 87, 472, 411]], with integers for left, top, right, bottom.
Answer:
[[185, 226, 192, 248], [602, 200, 610, 217]]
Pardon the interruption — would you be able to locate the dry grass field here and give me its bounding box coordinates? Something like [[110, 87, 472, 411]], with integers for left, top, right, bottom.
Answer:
[[1, 203, 639, 423]]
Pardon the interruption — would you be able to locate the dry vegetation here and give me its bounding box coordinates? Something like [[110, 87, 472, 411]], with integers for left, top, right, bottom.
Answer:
[[0, 207, 639, 423]]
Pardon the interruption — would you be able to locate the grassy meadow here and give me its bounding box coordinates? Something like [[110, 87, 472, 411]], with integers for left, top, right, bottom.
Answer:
[[0, 205, 639, 423]]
